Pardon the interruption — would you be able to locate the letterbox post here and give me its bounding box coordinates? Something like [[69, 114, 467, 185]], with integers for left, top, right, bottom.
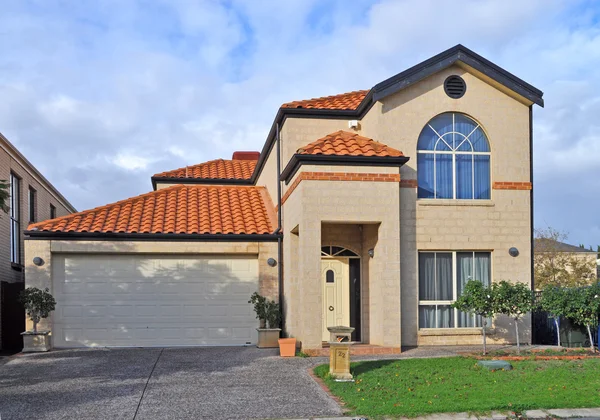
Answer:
[[327, 326, 355, 382]]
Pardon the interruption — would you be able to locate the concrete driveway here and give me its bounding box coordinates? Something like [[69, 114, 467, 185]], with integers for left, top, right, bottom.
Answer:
[[0, 347, 342, 419]]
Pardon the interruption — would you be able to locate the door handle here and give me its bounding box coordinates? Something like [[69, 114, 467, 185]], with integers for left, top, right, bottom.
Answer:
[[329, 306, 334, 311]]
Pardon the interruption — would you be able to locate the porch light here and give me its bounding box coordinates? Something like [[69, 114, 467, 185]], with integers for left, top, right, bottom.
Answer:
[[508, 247, 519, 257], [267, 258, 277, 267], [33, 257, 45, 266], [368, 248, 374, 258]]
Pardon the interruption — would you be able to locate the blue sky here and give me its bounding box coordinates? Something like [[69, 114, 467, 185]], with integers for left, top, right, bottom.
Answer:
[[1, 0, 600, 245]]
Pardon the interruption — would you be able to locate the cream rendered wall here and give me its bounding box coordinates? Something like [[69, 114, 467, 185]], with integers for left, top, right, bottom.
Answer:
[[279, 64, 533, 347], [280, 118, 348, 170], [24, 239, 278, 337], [255, 143, 279, 206]]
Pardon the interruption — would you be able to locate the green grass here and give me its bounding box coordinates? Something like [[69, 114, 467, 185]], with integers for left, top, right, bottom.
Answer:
[[314, 357, 600, 418]]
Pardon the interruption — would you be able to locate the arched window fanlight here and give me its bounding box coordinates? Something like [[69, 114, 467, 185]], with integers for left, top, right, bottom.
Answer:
[[417, 112, 491, 200], [321, 246, 359, 258]]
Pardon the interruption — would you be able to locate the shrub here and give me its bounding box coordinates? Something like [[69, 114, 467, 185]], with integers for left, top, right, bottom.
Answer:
[[493, 281, 534, 355]]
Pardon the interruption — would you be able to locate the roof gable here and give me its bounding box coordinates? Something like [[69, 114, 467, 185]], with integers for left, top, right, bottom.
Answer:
[[297, 130, 404, 157], [27, 184, 276, 237], [372, 44, 543, 107]]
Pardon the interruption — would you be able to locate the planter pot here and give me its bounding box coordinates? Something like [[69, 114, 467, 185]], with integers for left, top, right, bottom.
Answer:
[[21, 331, 51, 352], [257, 328, 281, 348], [278, 338, 297, 357]]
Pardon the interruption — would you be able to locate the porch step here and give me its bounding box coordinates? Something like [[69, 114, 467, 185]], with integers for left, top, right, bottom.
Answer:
[[304, 344, 402, 357]]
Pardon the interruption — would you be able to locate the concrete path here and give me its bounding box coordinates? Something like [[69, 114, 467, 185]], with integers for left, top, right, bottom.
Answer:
[[0, 347, 342, 419]]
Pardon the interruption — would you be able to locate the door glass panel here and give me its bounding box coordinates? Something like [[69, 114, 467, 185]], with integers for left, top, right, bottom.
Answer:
[[326, 269, 334, 283]]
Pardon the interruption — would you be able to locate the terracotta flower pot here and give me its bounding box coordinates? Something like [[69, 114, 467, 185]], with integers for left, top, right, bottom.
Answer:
[[278, 338, 296, 357]]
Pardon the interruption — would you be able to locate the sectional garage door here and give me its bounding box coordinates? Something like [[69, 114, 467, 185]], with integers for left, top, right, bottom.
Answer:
[[52, 254, 259, 348]]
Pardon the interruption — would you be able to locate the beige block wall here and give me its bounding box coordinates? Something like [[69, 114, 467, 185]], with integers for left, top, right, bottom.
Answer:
[[24, 239, 279, 337], [282, 177, 401, 349], [279, 64, 532, 347]]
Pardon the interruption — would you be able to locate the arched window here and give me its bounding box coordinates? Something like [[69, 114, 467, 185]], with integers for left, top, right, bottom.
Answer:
[[417, 113, 491, 199]]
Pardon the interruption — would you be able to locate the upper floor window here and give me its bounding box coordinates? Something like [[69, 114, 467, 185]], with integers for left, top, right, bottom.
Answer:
[[417, 113, 491, 199], [50, 204, 56, 219], [9, 173, 21, 264], [28, 187, 37, 223]]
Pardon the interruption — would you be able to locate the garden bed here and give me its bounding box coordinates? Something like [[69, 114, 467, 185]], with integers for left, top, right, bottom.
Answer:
[[314, 357, 600, 418], [464, 348, 599, 361]]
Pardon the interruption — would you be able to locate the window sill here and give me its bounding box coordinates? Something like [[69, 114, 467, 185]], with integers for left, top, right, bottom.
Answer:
[[11, 263, 23, 272], [418, 328, 495, 336], [417, 199, 494, 207]]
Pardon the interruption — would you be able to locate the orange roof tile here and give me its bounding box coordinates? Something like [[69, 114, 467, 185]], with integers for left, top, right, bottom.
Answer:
[[297, 131, 405, 157], [153, 159, 257, 180], [281, 90, 369, 110], [27, 185, 275, 236]]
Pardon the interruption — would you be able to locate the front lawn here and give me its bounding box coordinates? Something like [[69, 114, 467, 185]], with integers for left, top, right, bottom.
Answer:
[[314, 357, 600, 418]]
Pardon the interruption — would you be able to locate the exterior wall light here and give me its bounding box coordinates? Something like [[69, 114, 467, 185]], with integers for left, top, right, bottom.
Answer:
[[33, 257, 45, 266], [368, 249, 375, 258], [508, 247, 519, 257], [267, 258, 277, 267]]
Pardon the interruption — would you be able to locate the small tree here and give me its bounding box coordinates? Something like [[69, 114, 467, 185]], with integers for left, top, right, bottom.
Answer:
[[537, 286, 570, 346], [19, 287, 56, 333], [451, 280, 495, 355], [534, 227, 597, 289], [493, 281, 534, 354], [0, 179, 9, 215], [564, 284, 600, 351]]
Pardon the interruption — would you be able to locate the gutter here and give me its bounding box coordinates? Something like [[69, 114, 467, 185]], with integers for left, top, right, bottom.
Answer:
[[24, 231, 280, 242]]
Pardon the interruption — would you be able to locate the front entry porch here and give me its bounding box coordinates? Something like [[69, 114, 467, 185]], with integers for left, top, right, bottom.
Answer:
[[283, 219, 402, 352]]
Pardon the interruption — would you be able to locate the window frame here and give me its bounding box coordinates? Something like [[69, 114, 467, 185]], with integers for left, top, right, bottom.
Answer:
[[28, 186, 37, 223], [418, 250, 492, 329], [417, 113, 492, 200], [9, 172, 21, 265]]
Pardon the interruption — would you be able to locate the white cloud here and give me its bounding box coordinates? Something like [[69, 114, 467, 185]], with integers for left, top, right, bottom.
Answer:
[[0, 0, 599, 244]]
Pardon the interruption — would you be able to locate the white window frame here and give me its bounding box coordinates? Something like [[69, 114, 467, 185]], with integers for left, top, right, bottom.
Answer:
[[9, 173, 21, 265], [418, 251, 492, 329], [417, 113, 491, 200]]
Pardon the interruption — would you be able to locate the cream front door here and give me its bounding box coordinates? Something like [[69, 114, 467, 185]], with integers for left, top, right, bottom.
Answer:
[[321, 259, 350, 342]]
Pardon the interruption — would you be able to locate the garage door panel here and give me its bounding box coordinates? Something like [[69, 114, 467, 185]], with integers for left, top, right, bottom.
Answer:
[[53, 254, 259, 347]]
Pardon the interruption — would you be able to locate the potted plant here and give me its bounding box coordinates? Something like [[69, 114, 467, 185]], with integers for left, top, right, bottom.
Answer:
[[19, 287, 56, 352], [249, 292, 281, 348]]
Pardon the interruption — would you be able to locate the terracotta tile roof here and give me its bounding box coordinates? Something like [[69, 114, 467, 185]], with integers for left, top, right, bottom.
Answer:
[[153, 159, 257, 180], [27, 185, 275, 235], [297, 130, 405, 157], [281, 90, 369, 110]]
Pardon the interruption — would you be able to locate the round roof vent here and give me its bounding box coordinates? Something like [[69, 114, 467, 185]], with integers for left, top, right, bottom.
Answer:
[[444, 75, 466, 99]]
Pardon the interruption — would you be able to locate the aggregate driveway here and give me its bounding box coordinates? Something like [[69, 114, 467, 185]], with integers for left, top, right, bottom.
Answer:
[[0, 347, 342, 420]]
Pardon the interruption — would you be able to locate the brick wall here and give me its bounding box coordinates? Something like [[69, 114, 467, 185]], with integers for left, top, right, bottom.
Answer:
[[0, 141, 74, 349]]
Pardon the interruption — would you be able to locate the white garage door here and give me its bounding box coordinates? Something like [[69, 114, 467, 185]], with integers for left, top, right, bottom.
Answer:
[[52, 254, 259, 348]]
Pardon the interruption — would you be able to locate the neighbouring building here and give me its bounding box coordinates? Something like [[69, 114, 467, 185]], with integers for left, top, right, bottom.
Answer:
[[533, 239, 597, 289], [0, 132, 75, 350], [24, 45, 543, 352]]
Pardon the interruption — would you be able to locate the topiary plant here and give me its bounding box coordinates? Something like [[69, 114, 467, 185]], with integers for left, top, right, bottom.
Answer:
[[265, 300, 281, 329], [493, 281, 534, 355], [451, 280, 495, 355], [19, 287, 56, 333], [248, 292, 268, 328]]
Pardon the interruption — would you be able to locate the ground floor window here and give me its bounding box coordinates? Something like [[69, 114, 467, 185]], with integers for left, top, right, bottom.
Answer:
[[418, 251, 491, 329]]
